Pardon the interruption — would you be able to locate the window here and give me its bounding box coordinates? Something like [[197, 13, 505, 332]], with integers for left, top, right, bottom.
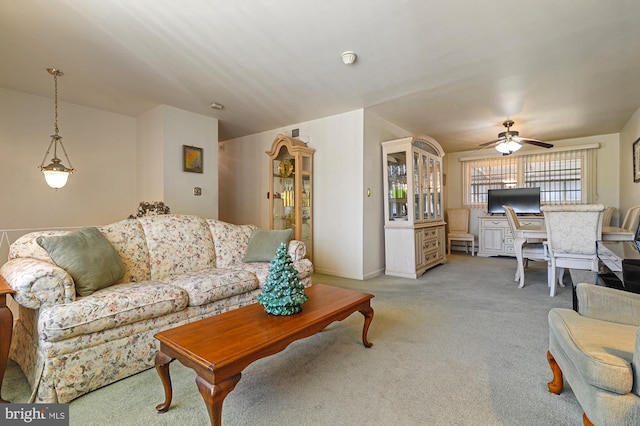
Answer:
[[463, 147, 596, 207]]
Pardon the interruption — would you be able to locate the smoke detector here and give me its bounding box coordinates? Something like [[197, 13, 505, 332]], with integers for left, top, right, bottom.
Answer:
[[341, 51, 357, 65]]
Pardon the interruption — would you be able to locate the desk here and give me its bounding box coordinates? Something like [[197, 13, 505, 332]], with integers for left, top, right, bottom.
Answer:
[[512, 226, 634, 289]]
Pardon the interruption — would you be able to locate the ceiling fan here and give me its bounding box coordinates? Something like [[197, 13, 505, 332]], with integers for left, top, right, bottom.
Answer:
[[480, 120, 553, 155]]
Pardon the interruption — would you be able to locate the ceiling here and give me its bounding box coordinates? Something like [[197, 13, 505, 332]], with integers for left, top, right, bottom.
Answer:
[[2, 0, 640, 153]]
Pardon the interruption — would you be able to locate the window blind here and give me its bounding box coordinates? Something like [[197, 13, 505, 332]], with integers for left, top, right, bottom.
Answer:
[[462, 147, 596, 207]]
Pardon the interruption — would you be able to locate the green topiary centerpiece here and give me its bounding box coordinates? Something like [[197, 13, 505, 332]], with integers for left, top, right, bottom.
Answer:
[[257, 242, 308, 315]]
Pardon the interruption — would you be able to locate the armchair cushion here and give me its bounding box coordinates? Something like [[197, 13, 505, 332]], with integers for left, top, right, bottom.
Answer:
[[37, 227, 125, 297], [549, 307, 636, 395]]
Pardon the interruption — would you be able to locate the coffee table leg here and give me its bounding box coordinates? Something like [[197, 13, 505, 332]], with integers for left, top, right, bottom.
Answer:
[[196, 373, 241, 426], [360, 305, 374, 348], [155, 351, 175, 412]]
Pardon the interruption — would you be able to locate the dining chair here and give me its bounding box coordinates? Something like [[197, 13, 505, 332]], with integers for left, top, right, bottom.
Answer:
[[621, 205, 640, 231], [447, 208, 475, 255], [601, 206, 636, 241], [602, 206, 615, 227], [503, 205, 550, 289], [541, 204, 605, 297]]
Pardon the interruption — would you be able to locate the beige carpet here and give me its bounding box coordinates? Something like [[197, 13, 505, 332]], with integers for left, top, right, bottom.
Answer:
[[3, 254, 584, 425]]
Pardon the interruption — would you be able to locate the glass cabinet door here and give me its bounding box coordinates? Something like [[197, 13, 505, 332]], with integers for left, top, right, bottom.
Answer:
[[416, 151, 442, 221], [386, 151, 408, 221], [382, 137, 444, 226], [300, 154, 312, 257], [413, 151, 420, 221], [429, 156, 436, 220], [271, 146, 295, 231], [434, 158, 442, 220]]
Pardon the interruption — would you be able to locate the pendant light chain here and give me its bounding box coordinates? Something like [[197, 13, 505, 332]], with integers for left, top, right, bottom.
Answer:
[[54, 71, 59, 136]]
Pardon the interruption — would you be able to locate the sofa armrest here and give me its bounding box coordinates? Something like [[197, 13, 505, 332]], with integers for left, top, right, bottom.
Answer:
[[288, 240, 307, 261], [0, 258, 75, 309], [577, 283, 640, 326]]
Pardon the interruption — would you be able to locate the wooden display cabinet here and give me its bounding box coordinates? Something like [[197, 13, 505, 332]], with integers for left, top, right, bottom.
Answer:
[[382, 136, 447, 278], [267, 134, 315, 260]]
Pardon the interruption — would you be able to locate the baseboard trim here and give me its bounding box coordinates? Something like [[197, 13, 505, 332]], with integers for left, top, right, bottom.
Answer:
[[313, 267, 384, 281]]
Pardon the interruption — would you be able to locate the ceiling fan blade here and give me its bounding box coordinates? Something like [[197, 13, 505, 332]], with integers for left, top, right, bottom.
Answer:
[[479, 137, 504, 147], [520, 138, 554, 149]]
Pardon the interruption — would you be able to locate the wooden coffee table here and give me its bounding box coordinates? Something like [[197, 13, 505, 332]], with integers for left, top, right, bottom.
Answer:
[[154, 284, 374, 425]]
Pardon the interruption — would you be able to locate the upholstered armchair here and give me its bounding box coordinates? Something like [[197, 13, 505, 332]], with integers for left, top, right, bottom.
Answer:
[[547, 283, 640, 425]]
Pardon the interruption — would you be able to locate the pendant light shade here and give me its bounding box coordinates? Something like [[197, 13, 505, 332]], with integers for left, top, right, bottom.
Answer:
[[39, 68, 74, 189]]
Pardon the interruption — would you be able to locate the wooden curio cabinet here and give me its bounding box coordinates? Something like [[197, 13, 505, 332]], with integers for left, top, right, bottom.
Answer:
[[267, 134, 315, 260], [382, 136, 446, 278]]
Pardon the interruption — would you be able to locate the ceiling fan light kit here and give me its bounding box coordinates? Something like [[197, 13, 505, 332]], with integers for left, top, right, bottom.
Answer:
[[495, 140, 522, 154], [480, 119, 553, 155]]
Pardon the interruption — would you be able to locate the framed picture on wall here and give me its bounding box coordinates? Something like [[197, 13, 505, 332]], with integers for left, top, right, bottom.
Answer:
[[183, 145, 203, 173], [634, 138, 640, 183]]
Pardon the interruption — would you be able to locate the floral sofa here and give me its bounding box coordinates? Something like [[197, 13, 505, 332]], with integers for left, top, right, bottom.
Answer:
[[0, 214, 313, 403]]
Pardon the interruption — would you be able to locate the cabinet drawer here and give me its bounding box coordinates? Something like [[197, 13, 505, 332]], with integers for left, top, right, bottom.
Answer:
[[423, 248, 440, 263], [422, 228, 439, 241], [518, 219, 543, 227], [481, 219, 510, 228], [422, 240, 438, 251]]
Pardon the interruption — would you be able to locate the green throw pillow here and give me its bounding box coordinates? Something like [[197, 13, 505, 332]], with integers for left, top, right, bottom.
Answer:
[[37, 227, 125, 297], [243, 229, 294, 263]]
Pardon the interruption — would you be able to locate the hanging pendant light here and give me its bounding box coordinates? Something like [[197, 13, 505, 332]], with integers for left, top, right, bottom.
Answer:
[[39, 68, 74, 189]]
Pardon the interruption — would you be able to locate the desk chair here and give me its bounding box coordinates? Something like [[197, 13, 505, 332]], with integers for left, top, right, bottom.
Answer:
[[503, 205, 550, 289], [447, 208, 475, 255], [541, 204, 605, 297]]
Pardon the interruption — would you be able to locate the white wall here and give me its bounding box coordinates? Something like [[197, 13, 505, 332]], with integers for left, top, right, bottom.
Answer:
[[137, 105, 219, 218], [620, 106, 640, 218], [136, 107, 165, 201], [1, 91, 220, 266], [0, 88, 138, 228], [445, 133, 621, 236], [0, 88, 137, 266], [162, 106, 218, 217]]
